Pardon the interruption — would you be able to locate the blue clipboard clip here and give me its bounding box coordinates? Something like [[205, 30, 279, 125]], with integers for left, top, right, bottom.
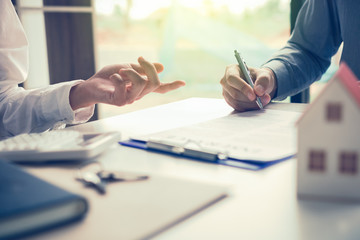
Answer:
[[120, 138, 292, 171]]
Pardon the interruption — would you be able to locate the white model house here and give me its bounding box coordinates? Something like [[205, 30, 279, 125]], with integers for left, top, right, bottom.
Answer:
[[297, 63, 360, 201]]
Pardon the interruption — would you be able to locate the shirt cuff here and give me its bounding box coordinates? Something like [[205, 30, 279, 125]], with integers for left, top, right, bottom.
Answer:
[[40, 80, 94, 125], [262, 60, 291, 101]]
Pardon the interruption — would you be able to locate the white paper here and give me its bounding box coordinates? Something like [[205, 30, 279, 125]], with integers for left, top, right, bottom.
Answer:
[[133, 109, 302, 162]]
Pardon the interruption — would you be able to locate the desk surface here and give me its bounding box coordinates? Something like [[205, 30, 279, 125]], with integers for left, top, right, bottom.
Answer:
[[25, 98, 360, 240]]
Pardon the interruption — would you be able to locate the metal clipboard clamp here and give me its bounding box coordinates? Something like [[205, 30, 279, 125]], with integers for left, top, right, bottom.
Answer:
[[146, 138, 229, 163]]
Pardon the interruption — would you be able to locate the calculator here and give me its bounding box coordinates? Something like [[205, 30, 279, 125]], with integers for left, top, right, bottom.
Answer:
[[0, 130, 121, 162]]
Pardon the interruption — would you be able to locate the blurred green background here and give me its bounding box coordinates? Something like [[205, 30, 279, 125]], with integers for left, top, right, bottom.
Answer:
[[94, 0, 334, 118]]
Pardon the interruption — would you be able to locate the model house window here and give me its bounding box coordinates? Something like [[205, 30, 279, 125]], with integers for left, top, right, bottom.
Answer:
[[339, 152, 358, 175], [326, 102, 342, 122], [309, 150, 326, 172]]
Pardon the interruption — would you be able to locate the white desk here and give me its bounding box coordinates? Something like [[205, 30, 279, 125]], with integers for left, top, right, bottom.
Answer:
[[25, 98, 360, 240]]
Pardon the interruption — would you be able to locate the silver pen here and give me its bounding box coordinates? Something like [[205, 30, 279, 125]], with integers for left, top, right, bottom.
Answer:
[[234, 50, 263, 109]]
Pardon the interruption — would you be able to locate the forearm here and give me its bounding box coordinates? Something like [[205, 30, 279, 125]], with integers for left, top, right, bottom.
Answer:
[[263, 42, 331, 100], [262, 0, 342, 101], [0, 81, 94, 138]]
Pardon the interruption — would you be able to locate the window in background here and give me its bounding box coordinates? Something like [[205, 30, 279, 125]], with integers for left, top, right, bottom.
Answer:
[[14, 0, 50, 89], [94, 0, 291, 118]]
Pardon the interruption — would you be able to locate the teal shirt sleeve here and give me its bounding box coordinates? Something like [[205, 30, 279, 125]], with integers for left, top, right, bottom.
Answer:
[[263, 0, 343, 100]]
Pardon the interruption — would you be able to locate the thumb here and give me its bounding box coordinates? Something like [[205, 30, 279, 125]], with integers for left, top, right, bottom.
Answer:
[[254, 69, 274, 96]]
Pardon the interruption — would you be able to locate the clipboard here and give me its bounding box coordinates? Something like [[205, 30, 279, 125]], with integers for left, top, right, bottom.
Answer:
[[120, 139, 293, 171], [120, 108, 301, 171]]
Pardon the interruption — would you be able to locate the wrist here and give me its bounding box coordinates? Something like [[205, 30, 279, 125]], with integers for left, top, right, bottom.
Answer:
[[69, 81, 94, 110]]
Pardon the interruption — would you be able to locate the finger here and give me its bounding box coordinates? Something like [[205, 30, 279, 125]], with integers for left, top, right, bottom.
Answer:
[[223, 86, 270, 111], [153, 80, 186, 94], [137, 56, 161, 97], [222, 89, 258, 112], [109, 73, 122, 81], [97, 64, 132, 78], [110, 73, 129, 85], [254, 76, 270, 96], [222, 82, 254, 102], [130, 62, 164, 75], [224, 64, 255, 101], [119, 69, 146, 103], [259, 93, 271, 106]]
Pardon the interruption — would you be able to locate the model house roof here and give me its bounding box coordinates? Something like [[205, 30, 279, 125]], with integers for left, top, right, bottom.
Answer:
[[337, 63, 360, 107], [297, 62, 360, 124]]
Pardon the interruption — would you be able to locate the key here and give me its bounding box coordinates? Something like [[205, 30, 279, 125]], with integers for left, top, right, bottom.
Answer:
[[77, 171, 107, 194], [97, 170, 149, 183]]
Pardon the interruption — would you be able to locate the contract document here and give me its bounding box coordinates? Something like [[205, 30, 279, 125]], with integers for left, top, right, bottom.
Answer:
[[130, 109, 302, 163]]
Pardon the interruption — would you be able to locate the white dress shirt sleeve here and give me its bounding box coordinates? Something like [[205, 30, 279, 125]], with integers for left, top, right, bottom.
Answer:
[[0, 0, 94, 138]]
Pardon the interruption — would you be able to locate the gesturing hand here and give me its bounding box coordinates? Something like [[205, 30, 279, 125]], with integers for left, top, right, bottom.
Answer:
[[220, 64, 277, 112], [70, 57, 185, 110]]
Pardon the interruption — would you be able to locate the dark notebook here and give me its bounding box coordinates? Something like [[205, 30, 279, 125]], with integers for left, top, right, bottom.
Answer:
[[0, 159, 88, 239]]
